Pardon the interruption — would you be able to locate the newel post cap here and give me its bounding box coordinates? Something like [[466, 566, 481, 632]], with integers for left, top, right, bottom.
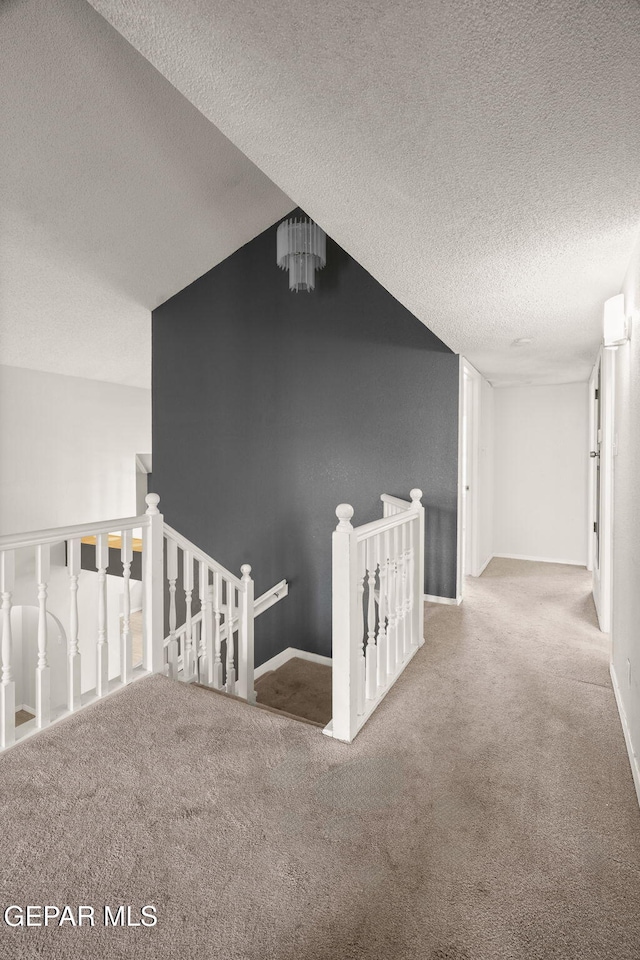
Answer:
[[145, 493, 160, 515], [335, 504, 354, 531], [241, 563, 252, 580], [410, 488, 423, 505]]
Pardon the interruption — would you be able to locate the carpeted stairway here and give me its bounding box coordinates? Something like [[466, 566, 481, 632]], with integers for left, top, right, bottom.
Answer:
[[1, 559, 639, 959], [255, 656, 332, 726]]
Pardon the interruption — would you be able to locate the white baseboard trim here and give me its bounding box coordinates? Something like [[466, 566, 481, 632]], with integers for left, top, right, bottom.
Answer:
[[423, 594, 462, 606], [610, 663, 640, 809], [492, 553, 586, 567], [474, 554, 493, 577], [255, 646, 332, 680]]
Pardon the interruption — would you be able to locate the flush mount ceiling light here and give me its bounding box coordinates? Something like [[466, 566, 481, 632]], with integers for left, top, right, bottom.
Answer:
[[603, 293, 631, 348], [276, 216, 326, 292]]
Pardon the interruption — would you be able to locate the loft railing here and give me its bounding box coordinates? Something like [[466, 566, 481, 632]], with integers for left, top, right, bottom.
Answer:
[[0, 494, 287, 752], [325, 488, 425, 743]]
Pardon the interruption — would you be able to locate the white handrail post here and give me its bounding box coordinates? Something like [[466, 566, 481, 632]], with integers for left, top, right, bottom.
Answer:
[[410, 488, 425, 646], [238, 564, 255, 704], [166, 537, 179, 680], [0, 550, 16, 748], [331, 504, 359, 743], [143, 493, 165, 674], [67, 538, 82, 710]]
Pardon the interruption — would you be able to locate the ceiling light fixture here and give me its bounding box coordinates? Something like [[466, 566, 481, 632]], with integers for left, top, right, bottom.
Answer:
[[603, 293, 631, 348], [276, 216, 326, 292]]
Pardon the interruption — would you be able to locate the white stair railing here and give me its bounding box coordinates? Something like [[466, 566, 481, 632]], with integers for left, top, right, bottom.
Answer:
[[0, 494, 288, 752], [325, 488, 425, 743]]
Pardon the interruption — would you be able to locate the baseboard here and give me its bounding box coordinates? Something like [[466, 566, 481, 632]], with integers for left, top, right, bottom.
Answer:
[[492, 553, 586, 567], [255, 646, 332, 680], [610, 663, 640, 809], [423, 594, 462, 606], [474, 554, 493, 577]]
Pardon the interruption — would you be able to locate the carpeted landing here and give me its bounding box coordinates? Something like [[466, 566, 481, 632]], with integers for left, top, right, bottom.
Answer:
[[1, 558, 639, 959]]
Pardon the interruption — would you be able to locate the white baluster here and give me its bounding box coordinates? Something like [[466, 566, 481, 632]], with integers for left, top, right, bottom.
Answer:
[[182, 550, 195, 681], [225, 581, 236, 694], [386, 529, 397, 676], [357, 540, 366, 715], [120, 530, 133, 685], [212, 571, 223, 689], [399, 521, 408, 657], [198, 561, 209, 682], [365, 539, 377, 700], [166, 538, 179, 680], [67, 539, 82, 711], [1, 550, 16, 748], [36, 543, 51, 727], [95, 534, 109, 697], [375, 532, 387, 689]]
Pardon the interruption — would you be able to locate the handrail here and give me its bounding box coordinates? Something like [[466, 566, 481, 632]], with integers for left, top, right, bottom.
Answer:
[[354, 509, 416, 542], [0, 514, 149, 552], [380, 493, 412, 511], [163, 579, 289, 648], [163, 523, 242, 588]]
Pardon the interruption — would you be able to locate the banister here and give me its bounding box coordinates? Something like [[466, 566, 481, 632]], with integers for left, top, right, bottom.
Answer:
[[380, 493, 412, 511], [354, 509, 416, 542], [163, 523, 242, 588], [0, 514, 150, 552]]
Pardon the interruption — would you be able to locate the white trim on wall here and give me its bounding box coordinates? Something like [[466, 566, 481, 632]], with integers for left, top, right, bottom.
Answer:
[[493, 552, 587, 567], [424, 594, 463, 606], [254, 646, 332, 680], [610, 663, 640, 809]]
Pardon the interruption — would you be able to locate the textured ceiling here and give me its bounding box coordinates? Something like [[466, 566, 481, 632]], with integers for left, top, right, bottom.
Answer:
[[86, 0, 640, 384], [0, 0, 292, 387]]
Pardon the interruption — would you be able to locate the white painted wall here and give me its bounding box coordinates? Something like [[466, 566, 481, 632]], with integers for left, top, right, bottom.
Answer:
[[0, 364, 151, 533], [493, 384, 589, 565], [610, 234, 640, 804]]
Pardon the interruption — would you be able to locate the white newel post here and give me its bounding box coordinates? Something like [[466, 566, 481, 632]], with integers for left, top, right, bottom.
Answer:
[[120, 529, 133, 685], [67, 538, 82, 711], [166, 538, 179, 680], [143, 493, 165, 674], [35, 543, 51, 728], [238, 564, 255, 704], [331, 504, 360, 743], [95, 533, 109, 697], [410, 489, 425, 646], [1, 550, 16, 748]]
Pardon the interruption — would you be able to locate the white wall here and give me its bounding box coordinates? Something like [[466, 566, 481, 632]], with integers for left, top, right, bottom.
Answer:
[[493, 384, 589, 565], [0, 364, 151, 533], [610, 234, 640, 804]]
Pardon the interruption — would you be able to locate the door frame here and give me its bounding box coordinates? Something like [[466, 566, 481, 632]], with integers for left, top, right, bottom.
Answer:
[[457, 358, 482, 600], [589, 347, 615, 633]]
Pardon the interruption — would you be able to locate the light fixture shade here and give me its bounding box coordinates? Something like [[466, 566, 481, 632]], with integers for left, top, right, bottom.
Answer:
[[603, 293, 628, 347], [276, 217, 326, 292]]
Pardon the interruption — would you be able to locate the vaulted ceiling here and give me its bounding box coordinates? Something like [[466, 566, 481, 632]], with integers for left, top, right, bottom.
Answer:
[[3, 0, 640, 387]]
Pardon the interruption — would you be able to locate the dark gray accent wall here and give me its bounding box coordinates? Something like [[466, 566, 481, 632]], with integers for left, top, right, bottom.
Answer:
[[153, 211, 459, 665]]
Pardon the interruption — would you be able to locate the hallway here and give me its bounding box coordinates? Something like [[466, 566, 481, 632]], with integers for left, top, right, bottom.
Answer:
[[1, 560, 638, 959]]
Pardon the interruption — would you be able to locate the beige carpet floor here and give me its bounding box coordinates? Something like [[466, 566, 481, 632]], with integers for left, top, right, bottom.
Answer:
[[255, 657, 333, 726], [1, 558, 639, 959]]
